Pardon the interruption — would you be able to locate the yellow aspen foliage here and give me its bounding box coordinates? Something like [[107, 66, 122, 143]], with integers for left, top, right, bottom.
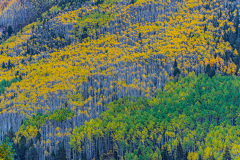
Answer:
[[57, 131, 62, 137], [234, 49, 238, 56], [187, 151, 198, 160]]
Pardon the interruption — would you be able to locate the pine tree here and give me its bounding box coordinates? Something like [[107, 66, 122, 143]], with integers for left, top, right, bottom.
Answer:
[[223, 146, 231, 160], [176, 141, 183, 160], [28, 146, 38, 160], [138, 32, 142, 39], [173, 68, 181, 77], [7, 59, 11, 69], [198, 154, 202, 160], [19, 75, 22, 80], [218, 8, 222, 18], [29, 139, 34, 149], [51, 150, 56, 160], [19, 135, 27, 160], [2, 62, 5, 69], [184, 151, 188, 160], [3, 127, 14, 143], [36, 131, 41, 143], [14, 142, 19, 159], [97, 0, 101, 5], [7, 25, 13, 37], [55, 141, 66, 160], [235, 9, 239, 30], [173, 59, 180, 77], [173, 59, 177, 68], [205, 64, 215, 78], [207, 68, 215, 78], [205, 64, 211, 74], [204, 25, 207, 32], [161, 146, 169, 160]]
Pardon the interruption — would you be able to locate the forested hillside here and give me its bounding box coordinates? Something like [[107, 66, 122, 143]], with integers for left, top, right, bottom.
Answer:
[[0, 0, 87, 36], [71, 73, 240, 159], [0, 0, 240, 159]]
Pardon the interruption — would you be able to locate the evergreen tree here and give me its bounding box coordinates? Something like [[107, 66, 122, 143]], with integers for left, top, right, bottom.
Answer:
[[55, 141, 66, 160], [2, 62, 5, 69], [81, 27, 88, 39], [205, 64, 215, 78], [97, 0, 101, 5], [36, 131, 41, 143], [176, 141, 183, 160], [236, 27, 240, 48], [173, 59, 180, 77], [204, 25, 207, 32], [173, 59, 177, 68], [218, 8, 222, 18], [3, 127, 14, 143], [161, 146, 169, 160], [198, 154, 202, 160], [207, 68, 215, 78], [7, 59, 11, 69], [19, 135, 26, 148], [19, 75, 22, 80], [205, 64, 211, 74], [184, 150, 188, 160], [28, 146, 38, 160], [229, 29, 235, 47], [235, 9, 239, 30], [223, 146, 231, 160], [14, 142, 19, 159], [173, 67, 181, 77], [19, 135, 27, 160], [51, 150, 56, 160], [29, 139, 34, 149], [138, 32, 142, 39], [7, 26, 13, 37]]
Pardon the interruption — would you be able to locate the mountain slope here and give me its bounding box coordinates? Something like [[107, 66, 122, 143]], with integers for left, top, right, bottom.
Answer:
[[0, 0, 240, 159], [71, 73, 240, 159]]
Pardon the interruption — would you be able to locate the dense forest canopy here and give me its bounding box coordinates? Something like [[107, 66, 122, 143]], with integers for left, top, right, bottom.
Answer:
[[71, 73, 240, 160], [0, 0, 240, 159]]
